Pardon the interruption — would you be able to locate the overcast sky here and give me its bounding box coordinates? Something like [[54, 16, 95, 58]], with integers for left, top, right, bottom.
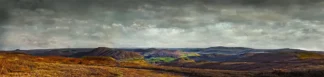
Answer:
[[0, 0, 324, 50]]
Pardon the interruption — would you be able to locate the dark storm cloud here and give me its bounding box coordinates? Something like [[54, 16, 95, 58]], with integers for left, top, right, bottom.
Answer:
[[0, 0, 324, 50], [0, 7, 9, 48], [0, 8, 8, 24]]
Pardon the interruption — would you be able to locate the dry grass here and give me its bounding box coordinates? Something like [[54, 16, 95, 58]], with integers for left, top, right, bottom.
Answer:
[[3, 51, 324, 77], [0, 52, 182, 77], [296, 52, 324, 60], [121, 65, 256, 77], [255, 70, 324, 77], [0, 62, 182, 77]]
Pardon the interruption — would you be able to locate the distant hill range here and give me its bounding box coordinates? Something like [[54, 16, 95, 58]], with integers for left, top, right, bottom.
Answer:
[[14, 46, 323, 62], [72, 47, 143, 60]]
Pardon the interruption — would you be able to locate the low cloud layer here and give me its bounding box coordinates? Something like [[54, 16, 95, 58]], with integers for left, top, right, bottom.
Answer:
[[0, 0, 324, 50]]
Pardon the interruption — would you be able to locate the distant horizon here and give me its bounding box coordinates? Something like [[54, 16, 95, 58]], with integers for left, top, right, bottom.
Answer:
[[6, 46, 321, 51]]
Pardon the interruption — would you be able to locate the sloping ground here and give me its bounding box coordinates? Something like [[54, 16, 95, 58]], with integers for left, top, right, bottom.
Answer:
[[296, 51, 324, 60], [0, 51, 181, 77], [32, 49, 76, 57], [198, 46, 254, 55], [0, 51, 259, 77], [234, 52, 298, 62], [189, 54, 238, 62], [2, 51, 324, 77], [143, 49, 199, 63], [17, 48, 94, 57], [171, 57, 195, 63], [72, 47, 143, 60], [255, 70, 324, 77], [0, 61, 182, 77], [164, 51, 324, 71], [1, 62, 184, 77], [122, 65, 256, 77], [164, 61, 313, 71], [144, 49, 199, 58], [235, 51, 324, 62]]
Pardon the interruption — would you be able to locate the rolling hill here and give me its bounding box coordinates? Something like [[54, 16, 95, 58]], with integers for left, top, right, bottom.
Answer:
[[72, 47, 144, 60]]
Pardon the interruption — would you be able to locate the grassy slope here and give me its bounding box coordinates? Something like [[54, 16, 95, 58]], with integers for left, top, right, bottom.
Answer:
[[2, 62, 181, 77], [146, 57, 177, 63], [0, 52, 182, 77], [2, 51, 324, 77], [122, 65, 256, 77], [296, 52, 324, 60]]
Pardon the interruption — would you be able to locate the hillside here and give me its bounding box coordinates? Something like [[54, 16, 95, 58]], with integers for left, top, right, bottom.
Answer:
[[16, 48, 94, 57], [189, 53, 237, 62], [0, 51, 259, 77], [72, 47, 143, 60], [163, 51, 324, 71], [0, 51, 182, 77], [143, 49, 199, 58], [3, 48, 324, 77]]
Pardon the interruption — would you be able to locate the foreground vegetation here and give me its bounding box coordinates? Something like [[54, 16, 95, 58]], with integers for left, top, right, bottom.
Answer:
[[296, 52, 324, 60], [0, 52, 181, 77], [2, 51, 324, 77]]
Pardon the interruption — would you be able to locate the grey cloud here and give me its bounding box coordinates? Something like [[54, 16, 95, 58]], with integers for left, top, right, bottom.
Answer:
[[0, 0, 323, 50]]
